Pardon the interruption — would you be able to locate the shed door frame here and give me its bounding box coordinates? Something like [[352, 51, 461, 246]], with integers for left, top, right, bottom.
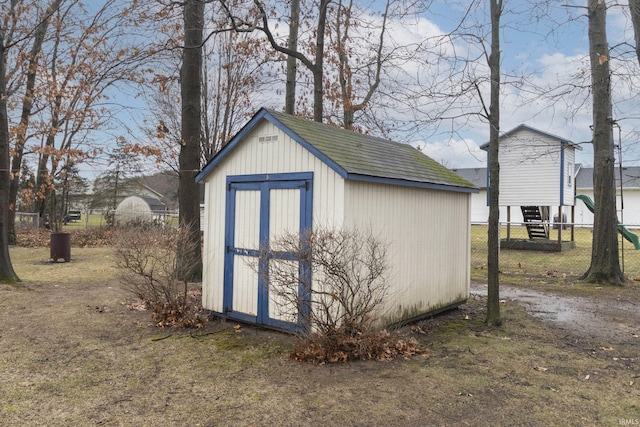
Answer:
[[223, 172, 313, 331]]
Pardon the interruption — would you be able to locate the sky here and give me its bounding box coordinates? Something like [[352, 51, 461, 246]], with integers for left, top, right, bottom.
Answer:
[[414, 0, 631, 170], [95, 0, 640, 177]]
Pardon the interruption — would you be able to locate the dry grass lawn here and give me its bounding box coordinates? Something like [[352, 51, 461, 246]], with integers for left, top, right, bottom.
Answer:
[[1, 246, 639, 426]]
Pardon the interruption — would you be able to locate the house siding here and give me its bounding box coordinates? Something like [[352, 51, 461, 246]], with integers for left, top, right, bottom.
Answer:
[[201, 120, 344, 313], [343, 181, 470, 324], [498, 129, 564, 206]]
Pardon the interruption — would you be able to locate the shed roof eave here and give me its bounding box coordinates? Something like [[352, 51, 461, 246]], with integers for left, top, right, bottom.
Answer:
[[346, 173, 479, 193]]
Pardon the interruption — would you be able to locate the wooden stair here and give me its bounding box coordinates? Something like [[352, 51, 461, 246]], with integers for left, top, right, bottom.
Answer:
[[521, 206, 549, 240]]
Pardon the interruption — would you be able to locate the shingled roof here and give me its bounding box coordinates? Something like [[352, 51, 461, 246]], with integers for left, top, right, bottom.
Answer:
[[197, 108, 477, 193]]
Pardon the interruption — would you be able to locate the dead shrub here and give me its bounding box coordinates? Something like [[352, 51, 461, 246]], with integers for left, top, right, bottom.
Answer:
[[113, 223, 207, 328], [261, 226, 428, 362], [71, 227, 116, 247], [291, 328, 429, 363]]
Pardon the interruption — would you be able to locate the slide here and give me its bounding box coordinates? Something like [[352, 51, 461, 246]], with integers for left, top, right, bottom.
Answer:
[[576, 194, 640, 250]]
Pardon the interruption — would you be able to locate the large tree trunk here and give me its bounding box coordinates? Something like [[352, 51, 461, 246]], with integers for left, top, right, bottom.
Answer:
[[178, 0, 203, 281], [285, 0, 300, 115], [486, 0, 502, 326], [582, 0, 625, 285], [629, 0, 640, 66], [312, 0, 330, 122], [0, 39, 20, 284]]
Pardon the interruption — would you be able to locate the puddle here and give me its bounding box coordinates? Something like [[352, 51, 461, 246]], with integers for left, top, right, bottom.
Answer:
[[471, 283, 639, 344]]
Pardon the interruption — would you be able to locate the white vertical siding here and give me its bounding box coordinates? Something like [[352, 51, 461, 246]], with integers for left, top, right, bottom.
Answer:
[[201, 120, 344, 313], [574, 189, 640, 227], [202, 118, 473, 325], [343, 181, 470, 324], [499, 129, 562, 206]]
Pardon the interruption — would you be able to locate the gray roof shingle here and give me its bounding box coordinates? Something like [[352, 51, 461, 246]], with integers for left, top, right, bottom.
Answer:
[[197, 108, 477, 193]]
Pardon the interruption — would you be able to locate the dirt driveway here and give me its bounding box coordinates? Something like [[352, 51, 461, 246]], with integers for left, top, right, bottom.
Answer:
[[1, 247, 639, 426]]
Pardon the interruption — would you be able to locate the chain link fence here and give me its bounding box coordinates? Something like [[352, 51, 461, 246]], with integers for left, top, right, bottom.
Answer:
[[471, 223, 640, 281], [16, 210, 179, 231], [15, 212, 41, 231]]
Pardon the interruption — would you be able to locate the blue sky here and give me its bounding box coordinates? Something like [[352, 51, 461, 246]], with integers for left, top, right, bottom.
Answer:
[[89, 0, 640, 177], [416, 0, 640, 169]]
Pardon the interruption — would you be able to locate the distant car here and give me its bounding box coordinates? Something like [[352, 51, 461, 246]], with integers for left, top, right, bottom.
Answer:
[[65, 210, 81, 223]]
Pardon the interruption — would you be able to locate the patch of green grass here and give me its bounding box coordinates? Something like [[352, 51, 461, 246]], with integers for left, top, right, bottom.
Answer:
[[9, 247, 118, 283], [472, 224, 640, 282], [62, 214, 108, 230]]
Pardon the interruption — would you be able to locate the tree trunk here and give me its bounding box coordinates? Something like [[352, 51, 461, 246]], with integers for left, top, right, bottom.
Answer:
[[312, 0, 330, 122], [285, 0, 300, 115], [178, 0, 203, 281], [0, 38, 20, 284], [486, 0, 502, 326], [629, 0, 640, 66], [581, 0, 625, 285]]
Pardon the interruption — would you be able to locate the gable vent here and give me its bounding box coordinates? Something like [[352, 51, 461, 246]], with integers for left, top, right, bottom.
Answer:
[[259, 135, 278, 143]]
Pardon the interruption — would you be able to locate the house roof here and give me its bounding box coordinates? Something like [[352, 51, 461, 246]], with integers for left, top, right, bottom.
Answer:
[[452, 168, 487, 189], [141, 196, 167, 211], [453, 166, 640, 190], [576, 166, 640, 189], [196, 108, 477, 193], [479, 124, 582, 151]]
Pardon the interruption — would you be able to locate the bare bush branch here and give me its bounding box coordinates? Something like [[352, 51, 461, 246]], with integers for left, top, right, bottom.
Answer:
[[254, 226, 426, 362], [113, 223, 207, 328]]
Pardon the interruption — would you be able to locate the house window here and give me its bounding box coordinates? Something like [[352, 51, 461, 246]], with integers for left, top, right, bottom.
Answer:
[[567, 162, 573, 187]]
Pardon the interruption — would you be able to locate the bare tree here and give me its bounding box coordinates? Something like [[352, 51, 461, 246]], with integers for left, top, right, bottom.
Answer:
[[30, 0, 150, 225], [581, 0, 625, 285], [328, 0, 392, 130], [7, 0, 64, 244], [178, 0, 204, 281], [0, 23, 20, 283], [629, 0, 640, 65], [223, 0, 332, 122], [285, 0, 300, 114], [0, 1, 50, 283], [486, 0, 502, 325]]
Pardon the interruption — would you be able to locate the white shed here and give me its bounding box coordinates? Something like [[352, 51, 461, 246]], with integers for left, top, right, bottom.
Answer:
[[480, 124, 581, 249], [196, 108, 477, 331]]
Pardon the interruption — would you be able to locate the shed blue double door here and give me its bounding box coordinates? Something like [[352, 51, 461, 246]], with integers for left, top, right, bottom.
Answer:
[[223, 172, 313, 330]]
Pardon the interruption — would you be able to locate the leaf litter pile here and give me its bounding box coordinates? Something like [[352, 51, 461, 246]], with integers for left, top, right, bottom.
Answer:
[[290, 328, 430, 363]]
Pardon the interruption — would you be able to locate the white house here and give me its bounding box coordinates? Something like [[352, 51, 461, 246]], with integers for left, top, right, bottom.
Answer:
[[196, 108, 478, 331], [454, 166, 640, 228], [481, 124, 580, 227]]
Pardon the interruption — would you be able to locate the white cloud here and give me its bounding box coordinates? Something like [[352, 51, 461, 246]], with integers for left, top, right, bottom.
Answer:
[[416, 138, 486, 168]]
